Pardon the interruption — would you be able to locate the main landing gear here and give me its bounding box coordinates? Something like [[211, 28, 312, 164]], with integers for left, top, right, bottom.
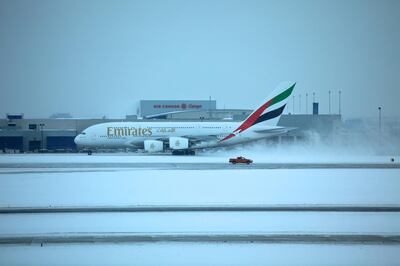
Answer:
[[172, 150, 195, 155]]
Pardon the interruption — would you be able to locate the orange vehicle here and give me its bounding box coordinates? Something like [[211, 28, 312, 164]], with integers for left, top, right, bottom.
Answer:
[[229, 156, 253, 164]]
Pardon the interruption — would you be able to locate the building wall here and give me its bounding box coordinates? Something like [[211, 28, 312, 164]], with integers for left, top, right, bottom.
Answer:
[[0, 118, 122, 152], [278, 114, 342, 137], [164, 109, 252, 120]]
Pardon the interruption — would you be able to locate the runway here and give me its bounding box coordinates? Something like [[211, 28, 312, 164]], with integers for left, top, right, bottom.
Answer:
[[1, 232, 400, 245], [1, 154, 400, 265], [2, 211, 400, 243], [1, 204, 400, 213], [0, 162, 398, 173]]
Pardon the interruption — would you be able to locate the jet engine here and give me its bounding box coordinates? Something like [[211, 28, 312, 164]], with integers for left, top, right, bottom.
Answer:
[[144, 140, 163, 152], [169, 137, 189, 150]]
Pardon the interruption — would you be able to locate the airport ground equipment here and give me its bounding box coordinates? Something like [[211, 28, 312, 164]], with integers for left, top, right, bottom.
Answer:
[[229, 156, 253, 164]]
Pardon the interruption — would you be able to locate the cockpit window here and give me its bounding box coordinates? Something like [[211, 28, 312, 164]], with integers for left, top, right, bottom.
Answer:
[[81, 132, 86, 135]]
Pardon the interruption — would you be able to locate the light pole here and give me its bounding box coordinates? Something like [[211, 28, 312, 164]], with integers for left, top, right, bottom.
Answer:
[[378, 107, 382, 134], [329, 90, 331, 114], [299, 94, 301, 113], [339, 90, 341, 115], [293, 95, 295, 114], [39, 123, 45, 150], [209, 96, 212, 119], [306, 93, 308, 114]]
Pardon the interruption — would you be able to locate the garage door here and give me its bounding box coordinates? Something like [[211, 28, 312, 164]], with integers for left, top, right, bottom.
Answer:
[[46, 136, 76, 150], [0, 137, 23, 151]]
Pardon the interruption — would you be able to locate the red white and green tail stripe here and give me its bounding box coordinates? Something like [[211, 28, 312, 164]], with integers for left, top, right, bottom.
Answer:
[[221, 82, 295, 142]]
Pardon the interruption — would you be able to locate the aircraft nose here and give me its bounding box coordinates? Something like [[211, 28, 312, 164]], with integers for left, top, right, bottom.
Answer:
[[74, 135, 81, 145]]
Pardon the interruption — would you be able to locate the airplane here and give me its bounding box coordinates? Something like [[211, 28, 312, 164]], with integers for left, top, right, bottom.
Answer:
[[74, 82, 296, 155]]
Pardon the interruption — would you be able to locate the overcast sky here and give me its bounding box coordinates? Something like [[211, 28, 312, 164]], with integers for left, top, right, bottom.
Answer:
[[0, 0, 399, 119]]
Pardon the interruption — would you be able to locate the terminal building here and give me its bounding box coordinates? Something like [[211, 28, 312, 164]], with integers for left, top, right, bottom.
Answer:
[[0, 101, 342, 152]]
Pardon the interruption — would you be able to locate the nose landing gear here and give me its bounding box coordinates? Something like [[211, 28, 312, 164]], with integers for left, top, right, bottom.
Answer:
[[172, 150, 195, 155]]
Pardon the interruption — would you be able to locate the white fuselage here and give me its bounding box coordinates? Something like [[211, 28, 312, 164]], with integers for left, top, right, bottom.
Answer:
[[74, 121, 285, 150]]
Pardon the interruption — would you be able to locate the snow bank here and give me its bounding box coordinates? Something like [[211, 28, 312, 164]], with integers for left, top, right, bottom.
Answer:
[[1, 169, 399, 206]]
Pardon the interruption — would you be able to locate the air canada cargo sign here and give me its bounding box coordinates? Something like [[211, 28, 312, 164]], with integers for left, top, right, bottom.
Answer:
[[153, 103, 202, 110], [140, 100, 217, 116]]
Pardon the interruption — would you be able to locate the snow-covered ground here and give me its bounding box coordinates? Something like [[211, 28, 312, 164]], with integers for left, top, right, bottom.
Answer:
[[0, 153, 399, 265], [1, 243, 399, 266], [1, 169, 399, 206], [0, 153, 398, 164], [1, 212, 400, 235]]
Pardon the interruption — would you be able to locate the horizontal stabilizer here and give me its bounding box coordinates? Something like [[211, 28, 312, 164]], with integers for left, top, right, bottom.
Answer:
[[253, 127, 297, 134]]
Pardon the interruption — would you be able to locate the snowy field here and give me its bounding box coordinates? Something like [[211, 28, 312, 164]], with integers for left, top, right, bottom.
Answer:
[[0, 152, 399, 164], [2, 243, 399, 266], [1, 169, 399, 206], [2, 212, 400, 235], [0, 153, 400, 265]]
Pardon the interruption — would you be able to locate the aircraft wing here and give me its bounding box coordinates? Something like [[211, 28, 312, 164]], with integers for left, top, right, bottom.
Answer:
[[136, 135, 220, 144], [182, 135, 220, 143]]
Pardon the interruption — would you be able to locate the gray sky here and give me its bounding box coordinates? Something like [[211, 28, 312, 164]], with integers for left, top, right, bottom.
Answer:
[[0, 0, 399, 119]]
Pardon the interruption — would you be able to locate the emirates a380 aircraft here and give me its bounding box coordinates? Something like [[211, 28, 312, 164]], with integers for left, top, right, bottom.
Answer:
[[74, 82, 295, 155]]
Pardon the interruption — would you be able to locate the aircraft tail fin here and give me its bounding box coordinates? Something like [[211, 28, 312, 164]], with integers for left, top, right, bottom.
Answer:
[[219, 82, 295, 142], [236, 81, 295, 132]]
